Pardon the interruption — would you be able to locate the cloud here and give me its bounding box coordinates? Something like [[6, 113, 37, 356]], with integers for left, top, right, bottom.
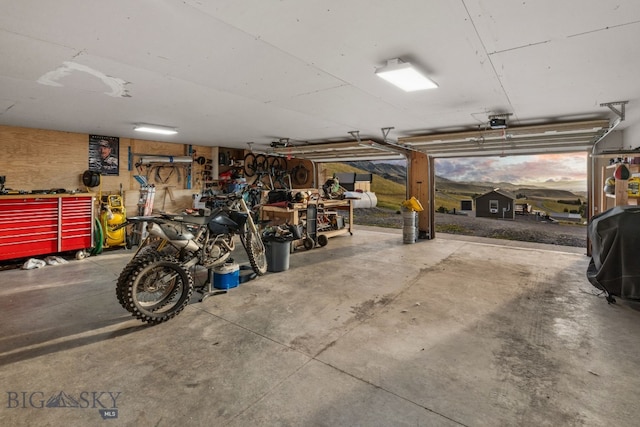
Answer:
[[435, 153, 588, 187], [437, 157, 498, 181]]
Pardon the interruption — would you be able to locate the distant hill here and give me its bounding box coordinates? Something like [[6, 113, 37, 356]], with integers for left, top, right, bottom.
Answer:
[[324, 162, 405, 209], [346, 161, 407, 184], [346, 160, 582, 199], [432, 178, 495, 196], [516, 188, 581, 199]]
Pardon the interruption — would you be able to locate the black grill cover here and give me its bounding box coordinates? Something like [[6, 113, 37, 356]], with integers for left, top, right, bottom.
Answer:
[[587, 205, 640, 299]]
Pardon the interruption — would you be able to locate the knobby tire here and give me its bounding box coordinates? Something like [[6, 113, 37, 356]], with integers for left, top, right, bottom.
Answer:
[[244, 227, 267, 275], [119, 258, 194, 324]]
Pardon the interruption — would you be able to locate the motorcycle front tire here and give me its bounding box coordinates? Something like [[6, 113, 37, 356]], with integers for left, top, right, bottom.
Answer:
[[116, 244, 174, 309], [119, 258, 193, 324]]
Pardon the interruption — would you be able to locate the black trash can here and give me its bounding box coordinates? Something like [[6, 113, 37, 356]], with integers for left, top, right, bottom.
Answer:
[[265, 239, 291, 272]]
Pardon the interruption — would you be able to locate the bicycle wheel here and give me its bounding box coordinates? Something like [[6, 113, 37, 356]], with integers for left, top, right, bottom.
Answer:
[[269, 156, 287, 173], [244, 152, 258, 177], [255, 154, 268, 172]]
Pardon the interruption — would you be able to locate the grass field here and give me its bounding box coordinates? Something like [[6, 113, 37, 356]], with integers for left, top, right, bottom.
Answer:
[[321, 163, 585, 216], [323, 163, 406, 210]]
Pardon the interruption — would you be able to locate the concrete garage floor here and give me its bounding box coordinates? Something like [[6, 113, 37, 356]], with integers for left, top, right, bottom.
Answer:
[[1, 227, 640, 426]]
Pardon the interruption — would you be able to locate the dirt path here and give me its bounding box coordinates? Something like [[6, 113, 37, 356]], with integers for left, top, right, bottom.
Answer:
[[352, 208, 587, 248]]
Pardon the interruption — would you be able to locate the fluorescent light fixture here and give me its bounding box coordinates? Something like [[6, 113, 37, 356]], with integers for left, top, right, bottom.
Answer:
[[375, 58, 438, 92], [134, 124, 178, 135]]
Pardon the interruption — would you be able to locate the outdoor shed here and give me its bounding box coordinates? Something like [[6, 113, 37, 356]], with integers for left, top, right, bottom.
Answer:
[[475, 189, 516, 220]]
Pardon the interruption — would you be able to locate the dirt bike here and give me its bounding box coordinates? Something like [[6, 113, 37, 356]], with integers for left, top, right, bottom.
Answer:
[[115, 194, 267, 324]]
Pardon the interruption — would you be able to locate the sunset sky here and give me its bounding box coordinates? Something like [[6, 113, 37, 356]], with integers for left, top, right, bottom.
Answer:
[[434, 152, 588, 191]]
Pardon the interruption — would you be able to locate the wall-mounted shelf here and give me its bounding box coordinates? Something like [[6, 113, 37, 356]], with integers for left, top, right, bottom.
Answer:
[[601, 162, 640, 208]]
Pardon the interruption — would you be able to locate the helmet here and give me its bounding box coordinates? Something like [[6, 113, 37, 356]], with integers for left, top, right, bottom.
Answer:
[[603, 176, 616, 195]]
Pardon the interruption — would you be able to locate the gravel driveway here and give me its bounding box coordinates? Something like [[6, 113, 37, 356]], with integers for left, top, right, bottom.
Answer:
[[352, 208, 587, 248]]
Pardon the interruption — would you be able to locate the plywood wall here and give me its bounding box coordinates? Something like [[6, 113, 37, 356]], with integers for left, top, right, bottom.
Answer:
[[123, 188, 195, 216], [0, 124, 214, 213], [0, 124, 319, 215], [0, 125, 130, 192], [129, 139, 212, 191]]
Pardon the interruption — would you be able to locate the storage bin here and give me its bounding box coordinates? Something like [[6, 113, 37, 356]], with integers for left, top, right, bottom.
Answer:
[[213, 263, 240, 289], [265, 240, 291, 272]]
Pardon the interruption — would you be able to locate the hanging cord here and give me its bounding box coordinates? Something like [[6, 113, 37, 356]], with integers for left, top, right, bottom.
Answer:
[[154, 165, 176, 184], [140, 163, 152, 182], [90, 176, 104, 255]]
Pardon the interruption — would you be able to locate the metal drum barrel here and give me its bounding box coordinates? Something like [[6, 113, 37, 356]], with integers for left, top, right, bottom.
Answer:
[[402, 210, 417, 244]]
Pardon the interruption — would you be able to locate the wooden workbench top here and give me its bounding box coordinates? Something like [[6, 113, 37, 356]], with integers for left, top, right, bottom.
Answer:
[[260, 198, 352, 212]]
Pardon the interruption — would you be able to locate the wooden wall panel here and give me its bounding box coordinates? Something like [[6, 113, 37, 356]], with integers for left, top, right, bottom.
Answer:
[[0, 125, 210, 215], [2, 126, 85, 191], [0, 125, 320, 216], [123, 189, 194, 216], [131, 139, 185, 157], [190, 146, 216, 191], [408, 151, 432, 239], [129, 139, 188, 191]]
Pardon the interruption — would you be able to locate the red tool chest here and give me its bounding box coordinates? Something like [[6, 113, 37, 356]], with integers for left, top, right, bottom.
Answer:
[[0, 194, 94, 261]]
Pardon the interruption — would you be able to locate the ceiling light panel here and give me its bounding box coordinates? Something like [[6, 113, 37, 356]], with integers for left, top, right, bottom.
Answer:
[[134, 124, 178, 135], [376, 58, 438, 92]]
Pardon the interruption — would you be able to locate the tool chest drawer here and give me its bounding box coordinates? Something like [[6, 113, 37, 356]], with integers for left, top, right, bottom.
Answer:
[[60, 197, 93, 252]]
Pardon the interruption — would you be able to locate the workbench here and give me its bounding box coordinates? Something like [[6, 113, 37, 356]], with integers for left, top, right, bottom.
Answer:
[[259, 198, 354, 246]]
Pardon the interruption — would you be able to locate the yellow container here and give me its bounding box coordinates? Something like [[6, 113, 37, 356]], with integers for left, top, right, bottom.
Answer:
[[402, 196, 424, 212], [628, 177, 640, 196], [102, 210, 126, 246]]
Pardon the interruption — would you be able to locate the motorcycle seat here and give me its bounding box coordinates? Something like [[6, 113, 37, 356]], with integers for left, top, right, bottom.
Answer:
[[164, 213, 210, 225]]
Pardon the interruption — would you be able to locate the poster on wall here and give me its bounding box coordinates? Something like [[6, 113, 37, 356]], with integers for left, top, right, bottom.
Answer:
[[89, 135, 119, 176]]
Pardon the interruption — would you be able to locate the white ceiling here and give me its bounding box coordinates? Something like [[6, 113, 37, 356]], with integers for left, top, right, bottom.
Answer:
[[1, 1, 639, 158]]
